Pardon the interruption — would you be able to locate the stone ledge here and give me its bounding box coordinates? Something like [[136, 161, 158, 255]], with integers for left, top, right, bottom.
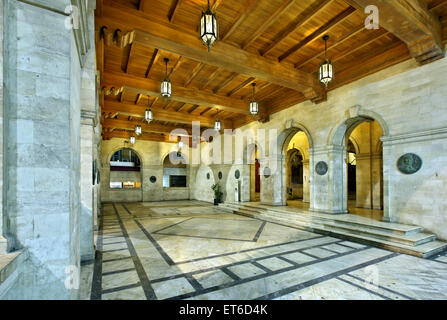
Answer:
[[0, 250, 28, 298]]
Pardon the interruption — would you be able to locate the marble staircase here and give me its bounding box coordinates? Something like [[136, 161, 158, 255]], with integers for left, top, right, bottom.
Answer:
[[219, 202, 447, 259]]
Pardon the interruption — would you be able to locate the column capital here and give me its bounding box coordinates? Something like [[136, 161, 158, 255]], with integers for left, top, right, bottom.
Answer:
[[81, 110, 97, 126]]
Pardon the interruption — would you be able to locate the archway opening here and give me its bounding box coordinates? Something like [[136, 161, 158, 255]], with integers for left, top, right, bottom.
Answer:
[[284, 131, 310, 209], [345, 120, 383, 220], [163, 152, 187, 188], [247, 144, 261, 202], [109, 148, 142, 190]]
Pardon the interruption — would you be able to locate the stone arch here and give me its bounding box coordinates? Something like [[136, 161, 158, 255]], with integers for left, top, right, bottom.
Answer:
[[327, 105, 389, 220], [106, 146, 144, 168], [277, 121, 314, 157], [328, 105, 389, 146], [273, 121, 313, 206], [159, 150, 189, 166], [348, 136, 361, 154]]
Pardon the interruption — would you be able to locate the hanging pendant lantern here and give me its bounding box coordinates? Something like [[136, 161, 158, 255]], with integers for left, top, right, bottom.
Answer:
[[319, 35, 333, 88], [135, 125, 142, 136], [130, 136, 136, 145], [249, 82, 259, 115], [161, 58, 172, 98], [214, 119, 221, 131], [200, 0, 218, 52], [178, 140, 184, 149], [145, 109, 153, 123]]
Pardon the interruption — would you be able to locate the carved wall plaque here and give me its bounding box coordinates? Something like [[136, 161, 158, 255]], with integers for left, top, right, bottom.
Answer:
[[397, 153, 422, 174], [316, 161, 328, 176], [150, 176, 157, 183], [235, 170, 240, 179]]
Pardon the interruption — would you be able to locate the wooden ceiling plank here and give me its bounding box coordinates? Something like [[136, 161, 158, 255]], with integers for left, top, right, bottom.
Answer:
[[213, 72, 238, 93], [295, 23, 364, 68], [184, 62, 205, 87], [200, 67, 220, 90], [278, 6, 356, 62], [145, 48, 159, 78], [227, 77, 256, 97], [211, 0, 225, 11], [261, 0, 334, 56], [222, 0, 260, 41], [168, 0, 183, 23], [242, 0, 297, 49], [168, 56, 184, 78], [97, 4, 325, 101], [344, 0, 444, 64]]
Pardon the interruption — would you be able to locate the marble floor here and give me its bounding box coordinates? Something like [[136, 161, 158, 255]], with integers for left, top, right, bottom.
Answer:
[[82, 201, 447, 300]]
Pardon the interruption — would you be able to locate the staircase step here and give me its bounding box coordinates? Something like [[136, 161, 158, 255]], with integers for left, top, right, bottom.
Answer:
[[221, 203, 447, 259], [240, 203, 422, 235]]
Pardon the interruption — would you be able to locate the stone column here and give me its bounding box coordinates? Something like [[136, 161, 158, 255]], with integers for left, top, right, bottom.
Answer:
[[2, 0, 92, 299], [80, 111, 95, 262], [0, 0, 6, 254], [310, 145, 347, 214], [303, 159, 310, 203], [261, 154, 286, 206]]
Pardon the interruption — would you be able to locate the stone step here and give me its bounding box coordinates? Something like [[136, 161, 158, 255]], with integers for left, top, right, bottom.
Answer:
[[238, 203, 423, 235], [262, 211, 435, 247], [220, 202, 447, 259], [249, 212, 447, 258]]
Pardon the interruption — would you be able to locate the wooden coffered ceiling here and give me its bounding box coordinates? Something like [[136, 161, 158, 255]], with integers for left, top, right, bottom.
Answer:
[[96, 0, 447, 143]]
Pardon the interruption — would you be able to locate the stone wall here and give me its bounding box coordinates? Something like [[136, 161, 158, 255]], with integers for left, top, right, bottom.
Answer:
[[101, 139, 193, 202], [1, 0, 93, 299]]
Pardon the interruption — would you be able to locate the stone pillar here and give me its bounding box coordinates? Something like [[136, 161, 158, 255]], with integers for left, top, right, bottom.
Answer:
[[0, 0, 6, 254], [2, 0, 92, 299], [80, 111, 95, 262], [303, 159, 310, 203], [261, 154, 286, 206], [310, 145, 347, 214]]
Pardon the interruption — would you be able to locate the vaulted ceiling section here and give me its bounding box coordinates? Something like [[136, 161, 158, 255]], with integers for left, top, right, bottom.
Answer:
[[96, 0, 447, 143]]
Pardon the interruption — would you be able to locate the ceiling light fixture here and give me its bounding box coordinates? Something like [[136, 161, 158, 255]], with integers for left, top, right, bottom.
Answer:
[[249, 82, 259, 115], [214, 119, 221, 131], [135, 125, 142, 136], [200, 0, 218, 52], [161, 58, 172, 98], [319, 35, 333, 88], [145, 108, 153, 123]]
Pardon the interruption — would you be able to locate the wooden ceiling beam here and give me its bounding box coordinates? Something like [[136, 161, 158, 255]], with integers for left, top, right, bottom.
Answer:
[[184, 62, 205, 87], [145, 49, 159, 78], [200, 67, 220, 90], [344, 0, 444, 64], [168, 0, 183, 23], [213, 73, 238, 93], [103, 71, 251, 115], [279, 6, 356, 62], [211, 0, 225, 11], [227, 77, 255, 97], [97, 3, 326, 102], [103, 130, 176, 143], [103, 118, 192, 136], [261, 0, 334, 56], [242, 0, 297, 49], [103, 100, 233, 128], [168, 56, 183, 78]]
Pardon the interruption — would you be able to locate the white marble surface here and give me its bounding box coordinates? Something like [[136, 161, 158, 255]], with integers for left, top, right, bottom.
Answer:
[[86, 201, 447, 300]]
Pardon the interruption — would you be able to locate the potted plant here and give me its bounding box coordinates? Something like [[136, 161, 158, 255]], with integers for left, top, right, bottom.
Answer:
[[211, 183, 223, 205]]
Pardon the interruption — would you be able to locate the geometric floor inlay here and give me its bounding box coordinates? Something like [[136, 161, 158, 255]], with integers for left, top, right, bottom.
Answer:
[[83, 201, 447, 300]]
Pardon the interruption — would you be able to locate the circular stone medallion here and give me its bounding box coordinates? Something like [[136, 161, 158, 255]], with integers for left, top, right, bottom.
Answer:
[[397, 153, 422, 175], [264, 167, 271, 178], [316, 161, 328, 176], [207, 173, 210, 180], [150, 176, 157, 183], [218, 171, 223, 180], [235, 170, 240, 179]]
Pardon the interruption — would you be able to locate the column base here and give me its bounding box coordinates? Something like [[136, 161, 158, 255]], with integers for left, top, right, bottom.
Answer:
[[310, 208, 348, 215], [81, 253, 95, 263]]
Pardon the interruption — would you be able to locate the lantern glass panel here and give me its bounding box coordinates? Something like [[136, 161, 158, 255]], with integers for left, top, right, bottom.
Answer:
[[250, 101, 259, 115], [161, 80, 172, 98]]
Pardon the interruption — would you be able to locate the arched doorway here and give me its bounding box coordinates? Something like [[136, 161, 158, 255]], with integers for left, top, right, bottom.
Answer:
[[162, 152, 187, 188], [345, 120, 384, 220], [247, 144, 261, 202], [107, 148, 143, 202], [283, 131, 311, 209]]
